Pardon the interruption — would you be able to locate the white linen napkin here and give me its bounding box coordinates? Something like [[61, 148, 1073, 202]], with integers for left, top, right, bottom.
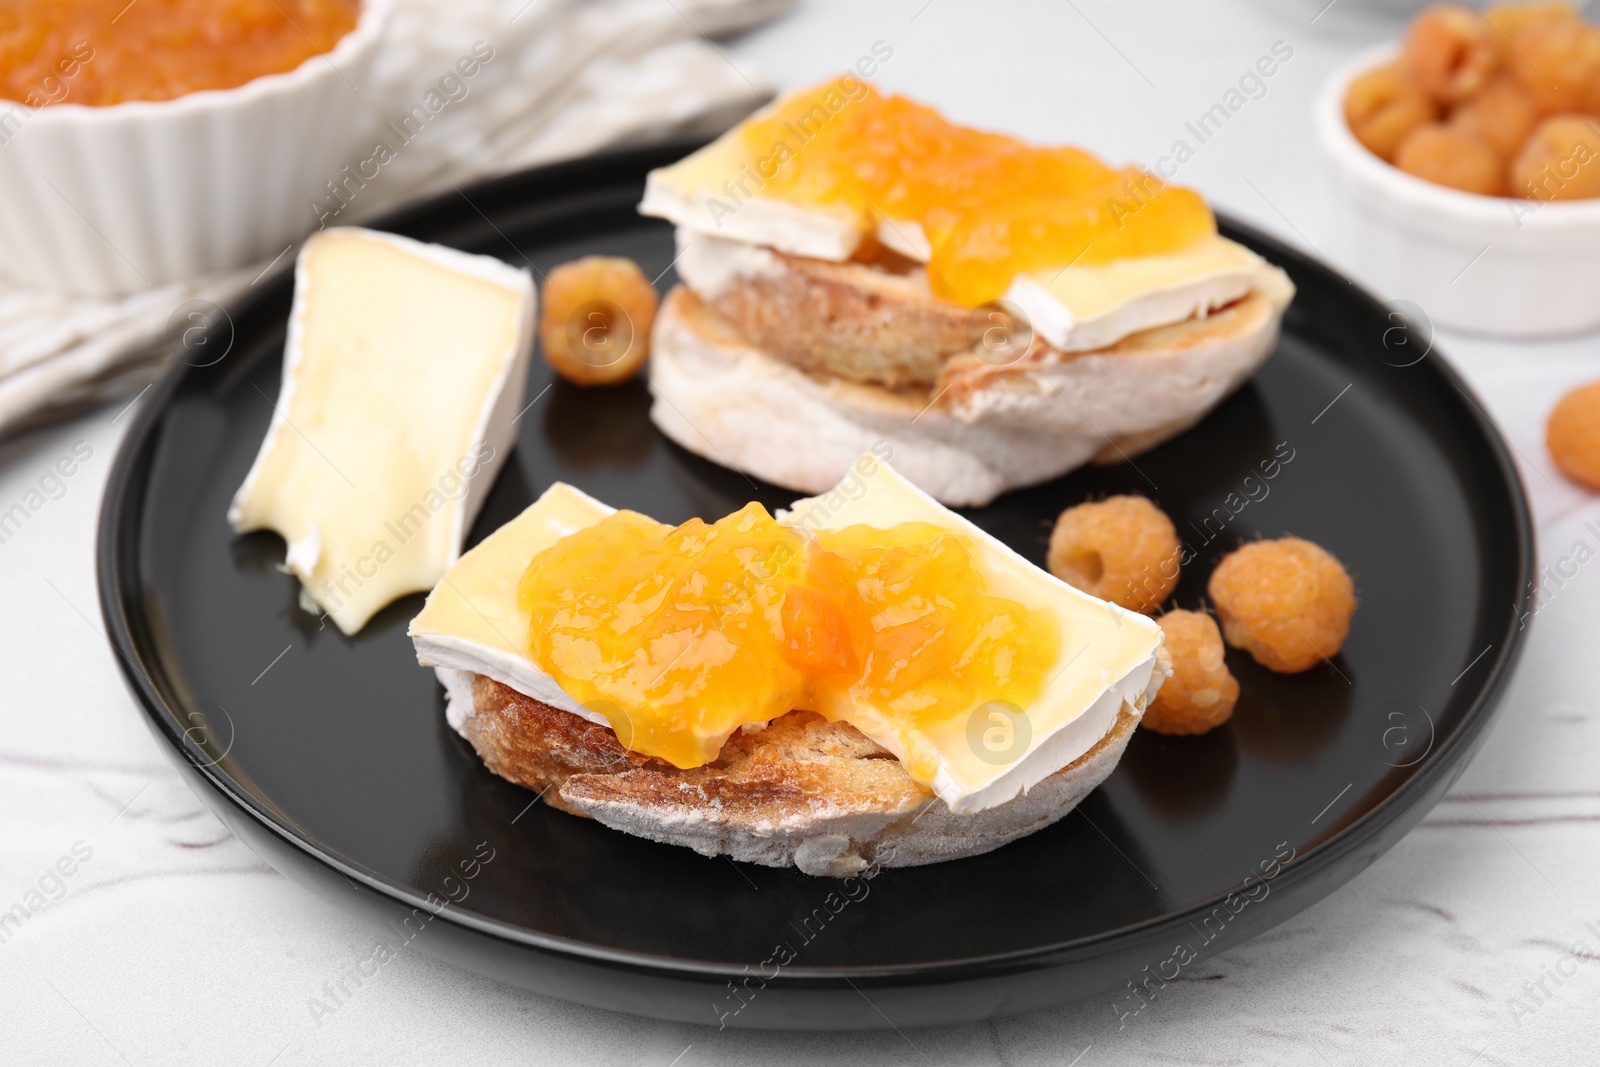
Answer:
[[0, 0, 786, 439]]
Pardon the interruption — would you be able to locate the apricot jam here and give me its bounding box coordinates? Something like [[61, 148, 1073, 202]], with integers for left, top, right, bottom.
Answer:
[[738, 84, 1216, 306], [517, 505, 1060, 772], [0, 0, 362, 107]]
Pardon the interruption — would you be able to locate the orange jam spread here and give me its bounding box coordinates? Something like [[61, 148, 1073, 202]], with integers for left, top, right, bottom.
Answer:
[[517, 504, 1060, 771], [0, 0, 362, 107], [738, 83, 1216, 306]]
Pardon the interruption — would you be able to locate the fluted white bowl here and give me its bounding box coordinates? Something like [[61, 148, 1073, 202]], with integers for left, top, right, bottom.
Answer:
[[1316, 45, 1600, 338], [0, 0, 390, 296]]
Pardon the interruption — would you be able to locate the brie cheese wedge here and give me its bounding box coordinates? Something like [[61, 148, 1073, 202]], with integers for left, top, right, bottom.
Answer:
[[229, 227, 535, 635], [410, 460, 1165, 814]]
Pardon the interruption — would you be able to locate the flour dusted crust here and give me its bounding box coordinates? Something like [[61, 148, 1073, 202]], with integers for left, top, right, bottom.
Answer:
[[647, 270, 1293, 507], [458, 674, 1154, 877]]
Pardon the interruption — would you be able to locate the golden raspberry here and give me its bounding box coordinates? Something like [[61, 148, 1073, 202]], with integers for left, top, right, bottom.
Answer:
[[1449, 74, 1539, 157], [1207, 538, 1356, 674], [1395, 123, 1505, 195], [1144, 610, 1238, 736], [1404, 5, 1501, 105], [1345, 61, 1439, 162], [1507, 17, 1600, 112], [1047, 495, 1181, 614], [1547, 379, 1600, 489], [539, 256, 659, 386], [1487, 3, 1579, 41], [1509, 115, 1600, 200]]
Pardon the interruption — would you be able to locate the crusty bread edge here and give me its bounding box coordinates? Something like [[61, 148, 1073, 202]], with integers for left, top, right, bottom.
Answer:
[[568, 700, 1149, 877]]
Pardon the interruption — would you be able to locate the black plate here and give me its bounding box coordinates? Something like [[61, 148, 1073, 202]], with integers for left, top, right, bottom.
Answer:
[[98, 142, 1533, 1030]]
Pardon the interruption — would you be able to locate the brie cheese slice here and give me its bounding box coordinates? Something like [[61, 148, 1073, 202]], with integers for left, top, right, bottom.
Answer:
[[1003, 235, 1282, 352], [779, 459, 1164, 813], [638, 131, 863, 262], [410, 483, 616, 729], [229, 227, 535, 635]]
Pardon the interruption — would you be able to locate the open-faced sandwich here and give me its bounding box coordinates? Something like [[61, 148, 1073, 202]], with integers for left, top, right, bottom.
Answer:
[[409, 454, 1167, 876], [640, 79, 1295, 506]]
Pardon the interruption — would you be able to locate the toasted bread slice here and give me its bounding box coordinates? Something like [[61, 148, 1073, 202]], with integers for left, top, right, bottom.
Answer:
[[456, 672, 1148, 877], [648, 278, 1292, 507]]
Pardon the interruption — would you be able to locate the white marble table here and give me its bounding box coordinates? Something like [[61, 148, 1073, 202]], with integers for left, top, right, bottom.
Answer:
[[4, 1, 1599, 1063]]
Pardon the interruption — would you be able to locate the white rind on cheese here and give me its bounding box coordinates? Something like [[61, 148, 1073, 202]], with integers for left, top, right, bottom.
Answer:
[[409, 466, 1165, 814], [229, 227, 535, 634]]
